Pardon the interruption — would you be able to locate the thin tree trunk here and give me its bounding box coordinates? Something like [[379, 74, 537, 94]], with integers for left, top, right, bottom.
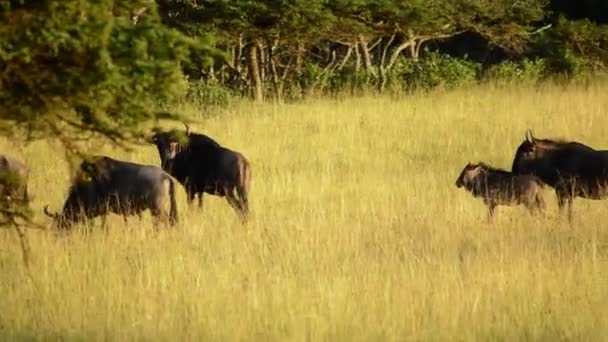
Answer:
[[336, 45, 353, 71], [386, 41, 413, 70], [258, 40, 266, 85], [247, 41, 263, 102], [358, 35, 376, 76], [208, 64, 216, 81], [235, 34, 244, 74], [354, 42, 361, 72], [268, 38, 282, 102], [295, 41, 304, 77], [378, 34, 397, 91]]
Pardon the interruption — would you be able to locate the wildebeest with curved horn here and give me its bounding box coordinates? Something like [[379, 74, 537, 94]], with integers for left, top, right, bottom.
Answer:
[[44, 155, 178, 230], [511, 129, 608, 221], [0, 154, 29, 206], [149, 123, 251, 223]]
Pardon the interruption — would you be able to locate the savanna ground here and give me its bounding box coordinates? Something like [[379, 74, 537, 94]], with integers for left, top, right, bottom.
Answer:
[[1, 82, 608, 341]]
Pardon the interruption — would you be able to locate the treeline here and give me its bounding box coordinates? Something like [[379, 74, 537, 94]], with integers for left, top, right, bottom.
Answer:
[[151, 0, 608, 103], [2, 0, 608, 119]]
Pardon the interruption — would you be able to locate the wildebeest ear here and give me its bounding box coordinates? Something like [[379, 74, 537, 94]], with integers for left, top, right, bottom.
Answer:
[[525, 129, 534, 143]]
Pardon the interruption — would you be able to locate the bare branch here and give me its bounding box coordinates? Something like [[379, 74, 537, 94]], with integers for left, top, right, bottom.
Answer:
[[528, 24, 552, 36], [380, 33, 397, 71], [336, 46, 353, 71]]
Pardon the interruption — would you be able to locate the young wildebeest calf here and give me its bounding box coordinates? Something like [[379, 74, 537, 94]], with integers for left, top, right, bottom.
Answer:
[[455, 162, 546, 222]]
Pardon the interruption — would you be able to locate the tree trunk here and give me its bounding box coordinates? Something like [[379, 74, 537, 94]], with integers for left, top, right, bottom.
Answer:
[[358, 35, 376, 76], [295, 41, 304, 77], [234, 34, 244, 74], [268, 39, 282, 102], [247, 41, 263, 102], [378, 34, 397, 91], [336, 45, 353, 71], [258, 40, 266, 85], [354, 42, 361, 72]]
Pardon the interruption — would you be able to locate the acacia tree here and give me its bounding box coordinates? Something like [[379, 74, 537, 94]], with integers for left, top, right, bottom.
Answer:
[[157, 0, 338, 101], [0, 0, 217, 148]]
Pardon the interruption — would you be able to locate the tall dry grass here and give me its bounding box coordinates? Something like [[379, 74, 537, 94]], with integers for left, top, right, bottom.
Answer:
[[1, 82, 608, 341]]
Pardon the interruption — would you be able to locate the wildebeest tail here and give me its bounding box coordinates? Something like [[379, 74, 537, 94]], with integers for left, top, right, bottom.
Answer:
[[236, 155, 251, 215], [168, 177, 178, 225]]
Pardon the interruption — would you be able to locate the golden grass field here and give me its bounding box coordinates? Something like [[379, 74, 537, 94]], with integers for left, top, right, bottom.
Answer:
[[1, 82, 608, 341]]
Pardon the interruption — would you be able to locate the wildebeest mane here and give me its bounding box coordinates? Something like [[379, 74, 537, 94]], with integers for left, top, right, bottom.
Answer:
[[476, 162, 511, 175], [530, 136, 596, 151]]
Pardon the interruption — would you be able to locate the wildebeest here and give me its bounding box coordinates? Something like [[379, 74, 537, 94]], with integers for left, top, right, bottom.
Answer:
[[149, 123, 251, 223], [455, 162, 546, 222], [43, 155, 178, 230], [0, 154, 29, 205], [512, 129, 608, 221]]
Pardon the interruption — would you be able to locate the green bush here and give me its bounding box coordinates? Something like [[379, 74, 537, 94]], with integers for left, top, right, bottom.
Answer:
[[328, 65, 377, 95], [394, 53, 481, 91], [482, 59, 546, 85], [186, 79, 238, 107]]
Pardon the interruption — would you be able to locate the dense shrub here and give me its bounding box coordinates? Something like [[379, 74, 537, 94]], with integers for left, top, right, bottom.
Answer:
[[393, 53, 481, 91], [186, 79, 238, 107], [482, 59, 546, 85]]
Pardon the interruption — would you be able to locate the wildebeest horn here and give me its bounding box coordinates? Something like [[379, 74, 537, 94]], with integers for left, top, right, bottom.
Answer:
[[525, 129, 534, 143], [43, 205, 58, 218], [183, 122, 191, 135]]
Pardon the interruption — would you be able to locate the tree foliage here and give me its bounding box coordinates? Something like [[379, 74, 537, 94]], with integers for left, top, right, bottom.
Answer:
[[0, 0, 217, 147], [153, 0, 608, 101]]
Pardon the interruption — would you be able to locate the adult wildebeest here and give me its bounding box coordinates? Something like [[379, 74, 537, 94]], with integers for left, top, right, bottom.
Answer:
[[456, 162, 546, 222], [511, 129, 608, 221], [149, 123, 251, 223], [43, 155, 178, 230], [0, 154, 29, 206]]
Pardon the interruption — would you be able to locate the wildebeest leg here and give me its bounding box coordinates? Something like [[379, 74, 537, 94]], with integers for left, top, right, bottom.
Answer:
[[235, 185, 249, 221], [101, 215, 108, 231], [225, 189, 247, 223], [529, 194, 546, 216], [526, 201, 539, 216], [197, 193, 204, 209], [556, 189, 574, 222], [186, 190, 196, 207], [487, 203, 496, 224], [150, 207, 164, 229]]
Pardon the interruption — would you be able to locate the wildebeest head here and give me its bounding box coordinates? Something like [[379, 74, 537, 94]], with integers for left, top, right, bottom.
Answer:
[[511, 129, 540, 175], [43, 157, 110, 230], [43, 175, 99, 230], [79, 155, 114, 186], [455, 162, 484, 189], [511, 129, 574, 176], [149, 123, 191, 169]]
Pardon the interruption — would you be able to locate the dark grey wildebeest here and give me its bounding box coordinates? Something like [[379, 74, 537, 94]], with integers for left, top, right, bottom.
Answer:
[[0, 154, 29, 206], [456, 162, 546, 222], [149, 123, 251, 223], [44, 155, 178, 230], [512, 129, 608, 221]]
